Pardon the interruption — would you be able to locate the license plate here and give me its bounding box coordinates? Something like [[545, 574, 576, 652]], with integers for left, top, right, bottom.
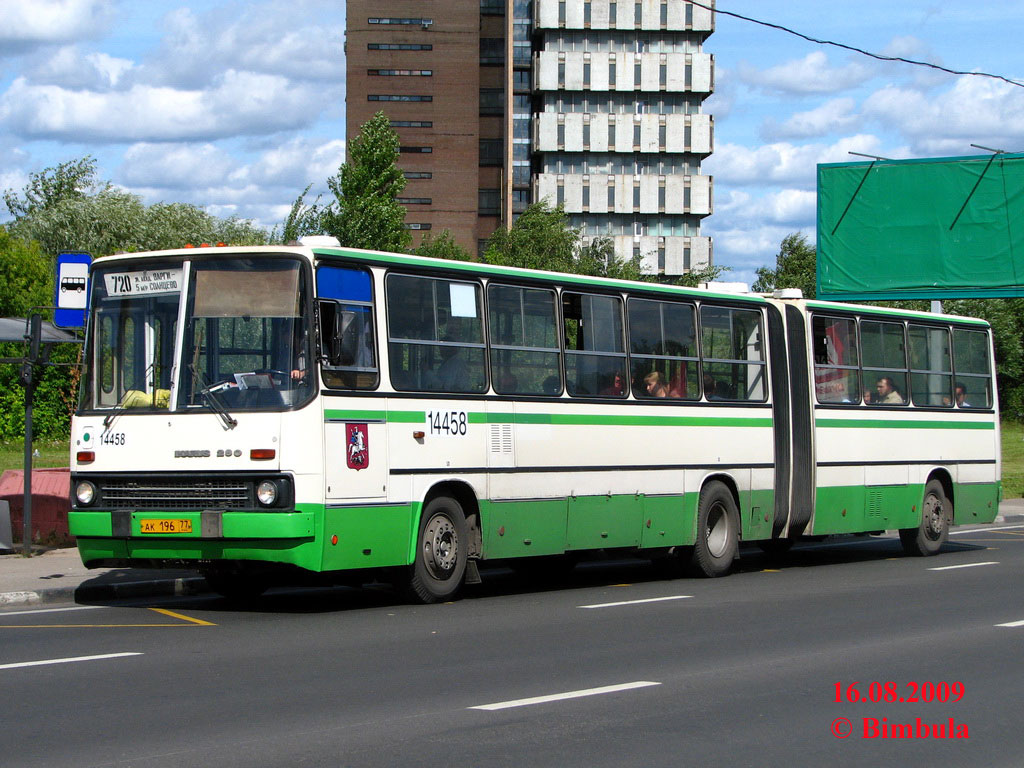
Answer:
[[140, 518, 193, 534]]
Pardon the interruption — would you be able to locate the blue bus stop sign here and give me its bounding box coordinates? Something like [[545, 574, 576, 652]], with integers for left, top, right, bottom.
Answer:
[[54, 252, 92, 329]]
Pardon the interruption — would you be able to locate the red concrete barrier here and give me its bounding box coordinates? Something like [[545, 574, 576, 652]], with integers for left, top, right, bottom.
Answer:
[[0, 467, 73, 547]]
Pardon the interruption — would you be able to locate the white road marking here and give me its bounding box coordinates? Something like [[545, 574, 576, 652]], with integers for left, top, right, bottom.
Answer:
[[579, 595, 692, 609], [927, 561, 999, 571], [951, 524, 1024, 535], [0, 652, 142, 671], [995, 619, 1024, 628], [0, 605, 104, 618], [469, 681, 661, 711]]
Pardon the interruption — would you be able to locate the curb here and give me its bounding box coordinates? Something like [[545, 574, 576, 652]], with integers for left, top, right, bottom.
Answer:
[[0, 576, 208, 608]]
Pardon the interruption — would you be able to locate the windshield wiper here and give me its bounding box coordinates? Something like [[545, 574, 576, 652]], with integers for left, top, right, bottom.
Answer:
[[190, 366, 238, 430]]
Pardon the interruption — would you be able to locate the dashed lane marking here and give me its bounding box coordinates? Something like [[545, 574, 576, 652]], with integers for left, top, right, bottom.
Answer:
[[927, 561, 999, 571], [469, 681, 661, 711], [579, 595, 692, 609], [0, 652, 142, 671]]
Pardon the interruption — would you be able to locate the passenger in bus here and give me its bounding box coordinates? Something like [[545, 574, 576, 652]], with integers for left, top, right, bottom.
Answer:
[[600, 370, 625, 395], [955, 382, 972, 408], [874, 376, 903, 404], [643, 371, 668, 398], [667, 370, 687, 398], [436, 345, 468, 391]]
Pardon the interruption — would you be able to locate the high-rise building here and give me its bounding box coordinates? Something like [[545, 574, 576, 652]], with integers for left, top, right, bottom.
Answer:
[[346, 0, 714, 276]]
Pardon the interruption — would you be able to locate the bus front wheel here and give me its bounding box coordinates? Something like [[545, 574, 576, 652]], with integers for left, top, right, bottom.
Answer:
[[690, 481, 739, 577], [900, 479, 950, 556], [407, 495, 468, 603]]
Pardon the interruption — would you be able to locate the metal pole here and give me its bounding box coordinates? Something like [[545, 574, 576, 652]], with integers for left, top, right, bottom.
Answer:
[[22, 376, 33, 556]]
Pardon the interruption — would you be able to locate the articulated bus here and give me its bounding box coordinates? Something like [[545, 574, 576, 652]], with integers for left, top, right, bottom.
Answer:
[[68, 243, 1001, 601]]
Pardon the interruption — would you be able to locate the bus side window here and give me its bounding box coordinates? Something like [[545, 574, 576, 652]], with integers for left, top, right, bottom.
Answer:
[[317, 265, 378, 390]]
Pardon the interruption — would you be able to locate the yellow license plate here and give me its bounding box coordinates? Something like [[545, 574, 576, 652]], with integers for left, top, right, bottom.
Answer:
[[140, 518, 193, 534]]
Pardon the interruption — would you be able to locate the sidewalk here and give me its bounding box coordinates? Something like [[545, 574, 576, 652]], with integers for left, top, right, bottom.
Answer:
[[3, 499, 1024, 608]]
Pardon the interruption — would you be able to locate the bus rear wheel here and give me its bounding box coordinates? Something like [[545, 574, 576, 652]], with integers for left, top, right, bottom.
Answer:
[[690, 481, 739, 577], [900, 479, 950, 556], [407, 495, 468, 603]]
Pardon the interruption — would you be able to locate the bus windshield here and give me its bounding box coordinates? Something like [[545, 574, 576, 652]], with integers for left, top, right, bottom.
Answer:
[[80, 256, 312, 413]]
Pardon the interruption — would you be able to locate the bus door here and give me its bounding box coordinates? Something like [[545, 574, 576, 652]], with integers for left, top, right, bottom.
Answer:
[[318, 265, 388, 501]]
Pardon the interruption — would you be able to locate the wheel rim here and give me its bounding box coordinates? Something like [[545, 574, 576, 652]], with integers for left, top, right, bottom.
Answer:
[[923, 492, 945, 541], [705, 501, 730, 558], [423, 512, 459, 579]]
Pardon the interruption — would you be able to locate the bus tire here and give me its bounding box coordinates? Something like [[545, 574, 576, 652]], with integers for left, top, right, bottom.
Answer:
[[899, 479, 950, 556], [408, 495, 468, 603], [690, 481, 739, 577]]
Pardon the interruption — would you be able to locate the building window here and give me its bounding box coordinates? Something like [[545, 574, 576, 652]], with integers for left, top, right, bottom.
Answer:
[[610, 1, 617, 24], [369, 94, 433, 102], [584, 1, 591, 25], [634, 62, 641, 85], [480, 88, 504, 115], [633, 124, 640, 147], [658, 185, 665, 211], [557, 123, 565, 147], [513, 165, 531, 185], [608, 122, 616, 146], [559, 1, 566, 24], [514, 70, 531, 91], [660, 1, 668, 26], [369, 17, 433, 25], [368, 43, 433, 51], [481, 0, 505, 15], [583, 123, 590, 147], [400, 146, 433, 153], [608, 182, 615, 209], [404, 171, 433, 179], [658, 124, 666, 148], [480, 139, 502, 166], [369, 69, 433, 76], [480, 38, 505, 65], [582, 184, 590, 208], [390, 121, 433, 128], [633, 185, 640, 208], [659, 63, 666, 87], [634, 3, 642, 26], [404, 223, 433, 230], [479, 189, 500, 215], [556, 185, 564, 206], [558, 62, 565, 87], [583, 62, 591, 87], [397, 197, 432, 204]]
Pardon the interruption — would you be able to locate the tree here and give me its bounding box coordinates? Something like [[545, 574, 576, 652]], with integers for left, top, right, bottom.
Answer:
[[413, 230, 472, 261], [275, 184, 331, 244], [0, 226, 50, 316], [5, 163, 268, 259], [481, 201, 644, 278], [321, 112, 410, 252], [752, 232, 817, 298], [3, 155, 103, 221]]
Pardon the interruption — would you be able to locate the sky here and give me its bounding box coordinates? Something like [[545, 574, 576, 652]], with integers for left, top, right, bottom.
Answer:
[[1, 0, 1022, 286]]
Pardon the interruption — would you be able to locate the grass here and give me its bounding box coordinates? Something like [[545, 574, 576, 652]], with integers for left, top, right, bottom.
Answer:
[[1, 424, 1021, 496], [0, 439, 71, 473], [1000, 421, 1024, 499]]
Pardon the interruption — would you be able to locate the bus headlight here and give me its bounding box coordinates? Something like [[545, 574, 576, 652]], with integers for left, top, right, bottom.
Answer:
[[76, 480, 97, 506], [256, 480, 279, 506]]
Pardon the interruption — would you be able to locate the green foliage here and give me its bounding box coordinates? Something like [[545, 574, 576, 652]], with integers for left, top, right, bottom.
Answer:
[[322, 112, 410, 252], [752, 232, 817, 298], [275, 184, 331, 243], [0, 227, 51, 316], [667, 262, 729, 288], [413, 230, 472, 261], [481, 202, 644, 278], [3, 155, 102, 220]]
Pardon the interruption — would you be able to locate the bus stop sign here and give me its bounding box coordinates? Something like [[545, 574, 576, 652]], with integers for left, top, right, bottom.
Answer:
[[54, 252, 92, 328]]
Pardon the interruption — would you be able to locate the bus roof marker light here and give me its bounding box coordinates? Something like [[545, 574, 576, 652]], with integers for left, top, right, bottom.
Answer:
[[773, 288, 803, 299]]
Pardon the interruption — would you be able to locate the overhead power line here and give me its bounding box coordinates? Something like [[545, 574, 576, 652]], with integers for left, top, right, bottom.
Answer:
[[693, 1, 1024, 89]]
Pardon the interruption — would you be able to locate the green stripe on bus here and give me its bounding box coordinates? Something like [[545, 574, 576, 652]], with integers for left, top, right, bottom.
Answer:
[[815, 418, 995, 430], [325, 409, 425, 423]]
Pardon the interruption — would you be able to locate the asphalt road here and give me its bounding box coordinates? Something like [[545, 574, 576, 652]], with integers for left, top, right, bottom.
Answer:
[[3, 525, 1024, 768]]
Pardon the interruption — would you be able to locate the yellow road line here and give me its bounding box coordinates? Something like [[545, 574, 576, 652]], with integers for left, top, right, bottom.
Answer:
[[0, 607, 215, 629], [148, 608, 216, 626]]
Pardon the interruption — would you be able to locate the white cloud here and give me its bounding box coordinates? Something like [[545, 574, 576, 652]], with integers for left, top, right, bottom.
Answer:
[[0, 70, 337, 142], [0, 0, 113, 54], [762, 98, 860, 140], [24, 46, 134, 90], [737, 51, 873, 94], [240, 137, 346, 188], [119, 143, 237, 189], [862, 76, 1024, 155], [705, 135, 887, 188], [142, 4, 346, 88]]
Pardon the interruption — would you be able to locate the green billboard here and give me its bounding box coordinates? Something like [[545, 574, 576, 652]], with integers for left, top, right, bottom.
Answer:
[[817, 153, 1024, 300]]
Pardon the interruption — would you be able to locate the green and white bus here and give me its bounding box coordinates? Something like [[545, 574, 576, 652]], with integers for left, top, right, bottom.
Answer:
[[69, 243, 1001, 601]]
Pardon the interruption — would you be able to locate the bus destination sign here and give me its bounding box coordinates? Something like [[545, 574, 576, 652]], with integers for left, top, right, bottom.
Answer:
[[104, 268, 183, 297]]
